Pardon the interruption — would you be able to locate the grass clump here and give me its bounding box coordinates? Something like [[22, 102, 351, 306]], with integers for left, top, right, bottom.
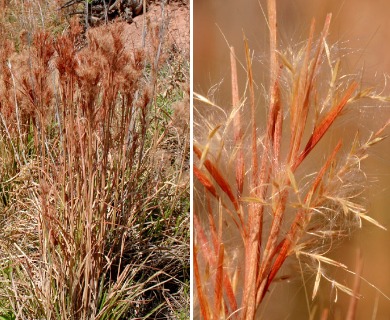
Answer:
[[0, 2, 189, 319], [193, 1, 389, 319]]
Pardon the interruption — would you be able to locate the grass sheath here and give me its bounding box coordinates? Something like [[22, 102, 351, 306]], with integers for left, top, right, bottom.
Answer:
[[194, 0, 389, 318]]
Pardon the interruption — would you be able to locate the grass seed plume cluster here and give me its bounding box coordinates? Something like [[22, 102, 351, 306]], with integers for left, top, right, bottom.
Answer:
[[194, 2, 389, 319], [0, 1, 189, 319]]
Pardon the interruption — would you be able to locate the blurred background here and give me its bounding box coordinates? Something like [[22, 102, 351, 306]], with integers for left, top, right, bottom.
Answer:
[[194, 0, 390, 319]]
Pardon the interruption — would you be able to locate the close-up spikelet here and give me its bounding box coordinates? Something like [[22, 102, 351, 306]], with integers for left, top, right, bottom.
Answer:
[[194, 0, 390, 319]]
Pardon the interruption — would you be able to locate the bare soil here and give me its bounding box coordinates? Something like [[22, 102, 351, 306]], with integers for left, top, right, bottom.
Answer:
[[122, 1, 189, 58]]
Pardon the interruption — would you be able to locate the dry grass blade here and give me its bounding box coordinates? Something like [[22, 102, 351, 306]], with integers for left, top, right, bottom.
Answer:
[[244, 37, 259, 186], [194, 145, 240, 212], [194, 246, 211, 320], [194, 166, 218, 198], [293, 82, 358, 170], [346, 250, 364, 320], [214, 243, 225, 319], [230, 46, 245, 197]]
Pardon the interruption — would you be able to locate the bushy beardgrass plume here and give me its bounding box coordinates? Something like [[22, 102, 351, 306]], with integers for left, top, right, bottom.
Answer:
[[0, 2, 190, 317]]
